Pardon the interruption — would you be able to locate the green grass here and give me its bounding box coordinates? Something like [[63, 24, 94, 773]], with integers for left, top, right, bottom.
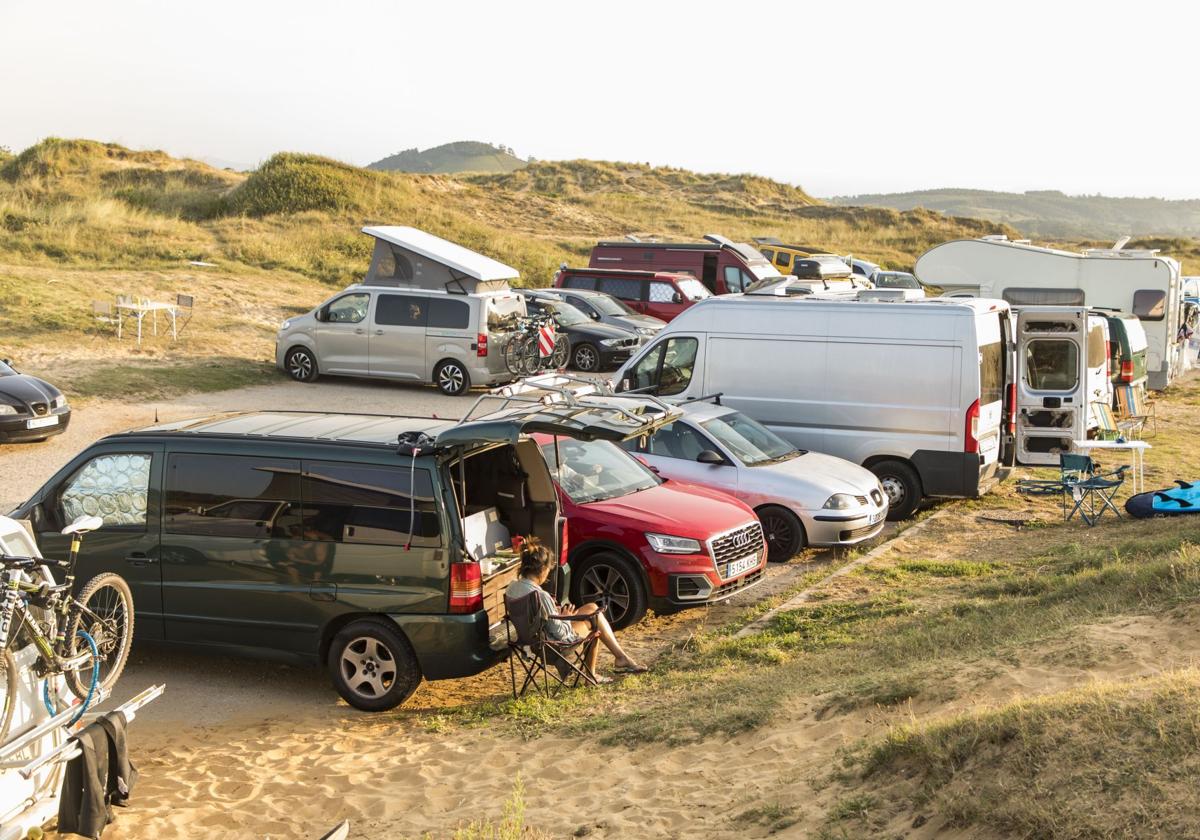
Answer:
[[63, 358, 277, 401]]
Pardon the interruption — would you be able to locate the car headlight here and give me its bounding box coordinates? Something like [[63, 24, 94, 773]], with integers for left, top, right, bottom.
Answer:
[[280, 319, 292, 331], [645, 533, 703, 554], [599, 338, 623, 347], [0, 404, 18, 416], [637, 327, 658, 336], [822, 494, 859, 510], [51, 396, 67, 410]]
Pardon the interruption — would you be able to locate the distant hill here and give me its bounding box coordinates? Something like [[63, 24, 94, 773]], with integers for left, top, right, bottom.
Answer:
[[367, 141, 527, 174], [830, 188, 1200, 239]]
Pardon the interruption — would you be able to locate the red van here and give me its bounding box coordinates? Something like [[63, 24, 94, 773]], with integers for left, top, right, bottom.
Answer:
[[536, 433, 767, 629], [553, 267, 711, 322], [588, 234, 782, 295]]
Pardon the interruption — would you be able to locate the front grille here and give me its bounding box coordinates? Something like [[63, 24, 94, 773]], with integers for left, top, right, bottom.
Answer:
[[30, 402, 47, 416], [709, 522, 765, 579], [853, 494, 868, 505], [710, 567, 765, 600], [841, 522, 883, 542], [870, 489, 883, 506]]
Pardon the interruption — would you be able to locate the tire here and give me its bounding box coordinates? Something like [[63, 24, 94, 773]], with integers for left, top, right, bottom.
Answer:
[[66, 572, 135, 700], [285, 347, 319, 382], [503, 335, 527, 376], [434, 359, 470, 396], [572, 343, 600, 373], [870, 460, 922, 521], [327, 618, 422, 712], [758, 505, 806, 562], [0, 649, 15, 743], [551, 335, 570, 370], [570, 551, 647, 630]]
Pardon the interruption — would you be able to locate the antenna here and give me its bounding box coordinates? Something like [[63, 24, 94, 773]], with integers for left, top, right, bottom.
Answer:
[[154, 407, 159, 423]]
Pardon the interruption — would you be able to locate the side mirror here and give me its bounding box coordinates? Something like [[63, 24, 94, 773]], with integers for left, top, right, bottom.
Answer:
[[672, 292, 683, 304], [1, 358, 11, 366], [590, 311, 601, 320], [697, 450, 725, 465], [316, 308, 328, 323], [621, 378, 631, 391]]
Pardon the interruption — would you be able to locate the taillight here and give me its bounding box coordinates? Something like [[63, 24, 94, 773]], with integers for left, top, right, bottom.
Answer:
[[964, 398, 980, 454], [476, 332, 488, 357], [1120, 360, 1133, 383], [558, 519, 570, 566], [449, 562, 483, 614], [1006, 383, 1016, 435]]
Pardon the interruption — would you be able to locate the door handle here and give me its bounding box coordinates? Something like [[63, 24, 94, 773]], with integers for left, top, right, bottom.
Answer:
[[125, 552, 157, 567], [374, 329, 384, 335], [354, 328, 365, 335]]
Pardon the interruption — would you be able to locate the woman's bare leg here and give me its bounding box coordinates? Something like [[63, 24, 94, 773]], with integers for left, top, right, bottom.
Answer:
[[572, 606, 642, 670]]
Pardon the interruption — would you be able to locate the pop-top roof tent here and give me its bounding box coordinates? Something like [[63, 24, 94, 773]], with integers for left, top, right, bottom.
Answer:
[[361, 226, 519, 294]]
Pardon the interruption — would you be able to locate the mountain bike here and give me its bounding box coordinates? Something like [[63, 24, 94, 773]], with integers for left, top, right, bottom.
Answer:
[[504, 313, 568, 376], [0, 515, 135, 741]]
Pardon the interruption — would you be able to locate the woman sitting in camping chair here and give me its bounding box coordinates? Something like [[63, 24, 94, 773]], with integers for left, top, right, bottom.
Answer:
[[506, 538, 648, 682]]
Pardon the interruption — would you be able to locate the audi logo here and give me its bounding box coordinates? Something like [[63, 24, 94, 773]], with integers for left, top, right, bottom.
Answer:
[[731, 530, 753, 549]]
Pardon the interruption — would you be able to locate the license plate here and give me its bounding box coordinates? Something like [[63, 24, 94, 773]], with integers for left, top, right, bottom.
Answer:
[[26, 416, 58, 430], [868, 510, 884, 526], [725, 554, 757, 578]]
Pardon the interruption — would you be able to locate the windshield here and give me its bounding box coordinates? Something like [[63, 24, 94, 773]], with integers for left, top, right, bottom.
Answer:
[[747, 260, 783, 282], [676, 279, 713, 301], [540, 438, 660, 504], [875, 272, 920, 290], [539, 300, 590, 327], [700, 412, 800, 466], [592, 295, 635, 316]]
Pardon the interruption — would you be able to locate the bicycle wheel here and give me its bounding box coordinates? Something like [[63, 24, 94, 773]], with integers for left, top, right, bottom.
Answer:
[[0, 648, 15, 743], [503, 334, 527, 376], [65, 572, 134, 700], [550, 334, 570, 370], [521, 338, 544, 376]]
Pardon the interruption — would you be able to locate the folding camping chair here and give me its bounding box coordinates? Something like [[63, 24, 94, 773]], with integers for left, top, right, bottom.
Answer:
[[1115, 385, 1155, 438], [91, 300, 120, 339], [505, 590, 603, 699], [1018, 452, 1129, 526], [174, 293, 195, 335], [1092, 401, 1140, 442]]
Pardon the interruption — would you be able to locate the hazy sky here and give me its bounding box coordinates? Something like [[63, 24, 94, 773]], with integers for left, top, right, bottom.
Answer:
[[3, 0, 1198, 198]]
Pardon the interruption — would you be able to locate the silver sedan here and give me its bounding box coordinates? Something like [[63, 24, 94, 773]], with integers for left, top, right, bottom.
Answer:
[[622, 401, 887, 562]]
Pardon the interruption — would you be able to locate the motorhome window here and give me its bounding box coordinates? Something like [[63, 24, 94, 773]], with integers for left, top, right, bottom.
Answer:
[[428, 297, 470, 329], [676, 279, 712, 301], [645, 421, 709, 461], [1023, 340, 1079, 392], [1002, 288, 1085, 306], [723, 266, 749, 293], [374, 247, 415, 283], [563, 275, 597, 290], [658, 337, 699, 396], [599, 277, 645, 301], [774, 253, 790, 268], [165, 454, 301, 539], [327, 293, 370, 324], [376, 294, 430, 327], [300, 461, 439, 546], [649, 282, 677, 303], [60, 453, 152, 530], [1133, 289, 1166, 321], [1087, 324, 1107, 369], [487, 296, 525, 330], [539, 439, 659, 505], [979, 341, 1004, 405], [875, 272, 921, 290]]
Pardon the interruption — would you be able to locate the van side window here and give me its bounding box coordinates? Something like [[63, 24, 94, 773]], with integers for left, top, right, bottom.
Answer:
[[563, 276, 597, 290], [376, 294, 429, 327], [165, 454, 301, 539], [60, 453, 152, 530], [979, 342, 1004, 405], [1024, 340, 1079, 392], [760, 249, 774, 260], [1132, 289, 1166, 321], [428, 298, 470, 329], [326, 293, 370, 324], [723, 266, 749, 293], [628, 338, 699, 396], [599, 277, 644, 302], [1087, 324, 1107, 368], [775, 253, 791, 269], [627, 344, 665, 391], [648, 282, 677, 303], [301, 462, 439, 546]]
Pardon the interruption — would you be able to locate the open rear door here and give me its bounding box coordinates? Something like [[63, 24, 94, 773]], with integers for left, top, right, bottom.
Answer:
[[1014, 307, 1089, 466]]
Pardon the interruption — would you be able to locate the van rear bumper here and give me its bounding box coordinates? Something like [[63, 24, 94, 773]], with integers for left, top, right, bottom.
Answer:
[[912, 450, 1001, 499], [388, 612, 504, 681]]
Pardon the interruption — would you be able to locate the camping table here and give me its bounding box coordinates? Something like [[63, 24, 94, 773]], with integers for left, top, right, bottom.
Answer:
[[1072, 439, 1151, 494], [115, 300, 178, 345]]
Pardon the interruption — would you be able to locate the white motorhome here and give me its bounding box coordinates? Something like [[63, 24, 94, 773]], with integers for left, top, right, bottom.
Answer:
[[612, 294, 1014, 519], [914, 236, 1183, 390]]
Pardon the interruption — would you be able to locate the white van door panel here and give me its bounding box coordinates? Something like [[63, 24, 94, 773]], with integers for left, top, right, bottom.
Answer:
[[315, 292, 372, 375], [1014, 307, 1088, 466], [1085, 316, 1112, 414]]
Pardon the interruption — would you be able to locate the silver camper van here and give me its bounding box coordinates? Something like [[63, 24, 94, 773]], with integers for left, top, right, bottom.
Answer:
[[276, 227, 527, 396], [612, 293, 1015, 519]]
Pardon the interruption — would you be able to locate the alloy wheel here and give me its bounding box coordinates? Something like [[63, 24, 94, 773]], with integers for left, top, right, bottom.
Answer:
[[288, 351, 313, 380], [574, 345, 598, 372], [339, 637, 397, 700], [580, 563, 631, 625], [438, 364, 465, 393]]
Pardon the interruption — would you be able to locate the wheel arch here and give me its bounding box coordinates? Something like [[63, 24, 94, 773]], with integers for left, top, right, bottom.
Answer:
[[862, 454, 923, 487], [284, 342, 319, 370], [318, 611, 421, 677], [568, 539, 650, 591]]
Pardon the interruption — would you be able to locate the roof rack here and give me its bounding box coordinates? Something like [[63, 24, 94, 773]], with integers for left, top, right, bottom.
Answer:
[[457, 373, 678, 431]]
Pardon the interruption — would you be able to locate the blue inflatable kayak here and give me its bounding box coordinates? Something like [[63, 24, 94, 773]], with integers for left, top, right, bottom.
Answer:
[[1125, 480, 1200, 518]]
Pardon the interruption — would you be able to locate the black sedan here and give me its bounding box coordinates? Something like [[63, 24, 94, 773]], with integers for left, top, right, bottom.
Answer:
[[0, 359, 71, 442], [520, 291, 642, 372]]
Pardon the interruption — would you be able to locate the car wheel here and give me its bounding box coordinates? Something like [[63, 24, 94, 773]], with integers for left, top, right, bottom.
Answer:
[[285, 347, 319, 382], [434, 360, 470, 396], [758, 505, 805, 562], [327, 619, 421, 712], [870, 460, 921, 521], [570, 551, 647, 630], [572, 343, 600, 372]]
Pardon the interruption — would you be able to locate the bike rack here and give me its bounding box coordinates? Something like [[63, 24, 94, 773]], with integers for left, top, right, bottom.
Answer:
[[458, 372, 680, 430]]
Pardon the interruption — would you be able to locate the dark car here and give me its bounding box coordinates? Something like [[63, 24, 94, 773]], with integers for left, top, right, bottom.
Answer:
[[540, 287, 666, 339], [9, 387, 678, 711], [0, 358, 71, 443], [519, 290, 641, 372]]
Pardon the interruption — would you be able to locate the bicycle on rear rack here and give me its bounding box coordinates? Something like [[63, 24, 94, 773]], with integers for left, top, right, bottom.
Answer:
[[0, 514, 135, 741], [504, 313, 568, 376]]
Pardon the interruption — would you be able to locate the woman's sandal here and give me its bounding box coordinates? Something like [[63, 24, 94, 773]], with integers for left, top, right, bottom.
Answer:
[[612, 664, 650, 674]]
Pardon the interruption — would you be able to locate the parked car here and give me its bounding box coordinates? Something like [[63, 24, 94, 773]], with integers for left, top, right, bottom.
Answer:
[[538, 433, 767, 629], [0, 358, 71, 443], [540, 286, 666, 339], [519, 290, 642, 372], [9, 387, 679, 711], [553, 267, 712, 322], [589, 234, 781, 295], [621, 401, 887, 561], [872, 271, 927, 299], [276, 226, 528, 396], [613, 294, 1017, 519]]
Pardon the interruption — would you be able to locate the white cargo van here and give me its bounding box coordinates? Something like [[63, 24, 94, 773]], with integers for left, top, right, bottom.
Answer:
[[612, 295, 1014, 519]]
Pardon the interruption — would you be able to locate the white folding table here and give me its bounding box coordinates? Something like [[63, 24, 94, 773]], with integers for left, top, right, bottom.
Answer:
[[1072, 439, 1151, 493], [115, 300, 179, 345]]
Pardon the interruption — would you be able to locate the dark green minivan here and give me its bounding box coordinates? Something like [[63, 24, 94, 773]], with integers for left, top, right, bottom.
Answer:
[[10, 387, 676, 711]]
